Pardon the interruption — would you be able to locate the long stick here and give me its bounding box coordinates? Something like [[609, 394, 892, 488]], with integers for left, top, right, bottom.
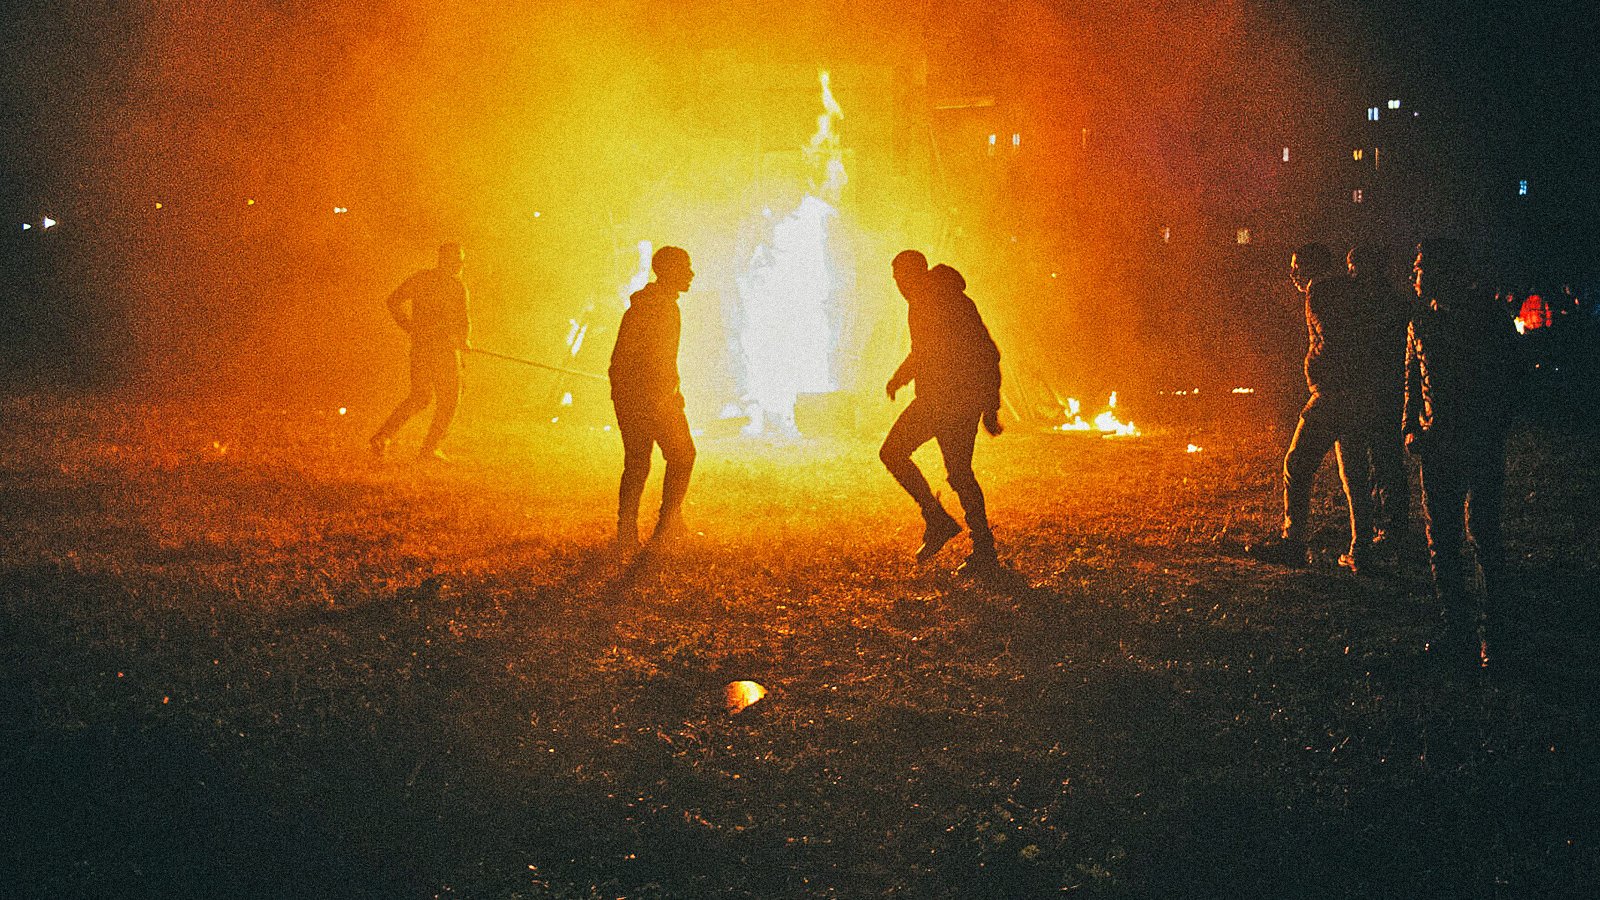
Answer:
[[465, 348, 607, 382]]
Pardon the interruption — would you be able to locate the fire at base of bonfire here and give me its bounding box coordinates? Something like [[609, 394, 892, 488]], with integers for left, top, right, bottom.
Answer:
[[1056, 392, 1139, 437]]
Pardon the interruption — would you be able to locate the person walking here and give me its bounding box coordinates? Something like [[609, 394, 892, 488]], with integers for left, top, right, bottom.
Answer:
[[879, 251, 1004, 575], [1252, 243, 1376, 571], [1347, 244, 1414, 546], [370, 242, 471, 462], [1405, 239, 1519, 669], [610, 246, 697, 551]]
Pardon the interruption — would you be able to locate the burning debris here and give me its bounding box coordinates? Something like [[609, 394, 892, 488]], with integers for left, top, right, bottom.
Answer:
[[1056, 392, 1139, 437]]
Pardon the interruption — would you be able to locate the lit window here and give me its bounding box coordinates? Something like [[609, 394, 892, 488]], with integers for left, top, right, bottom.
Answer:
[[1352, 189, 1364, 203], [1352, 148, 1364, 161], [1387, 99, 1401, 109], [1518, 180, 1528, 196], [1236, 228, 1251, 245], [1012, 132, 1020, 148], [1367, 107, 1380, 121], [1282, 147, 1290, 162]]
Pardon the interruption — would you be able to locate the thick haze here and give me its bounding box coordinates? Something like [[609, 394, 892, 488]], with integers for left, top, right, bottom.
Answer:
[[4, 1, 1591, 412]]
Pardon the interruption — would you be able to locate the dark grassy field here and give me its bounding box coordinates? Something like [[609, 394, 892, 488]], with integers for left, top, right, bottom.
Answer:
[[2, 392, 1597, 898]]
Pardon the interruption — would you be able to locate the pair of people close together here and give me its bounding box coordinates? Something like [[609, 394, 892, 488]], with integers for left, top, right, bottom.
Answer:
[[605, 246, 1004, 575], [373, 238, 1516, 664], [1256, 239, 1518, 669]]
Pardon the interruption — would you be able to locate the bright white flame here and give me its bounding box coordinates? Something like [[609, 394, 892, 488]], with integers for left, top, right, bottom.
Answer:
[[1514, 317, 1527, 335], [560, 392, 573, 406], [41, 216, 55, 229], [736, 70, 844, 437], [338, 407, 347, 415], [1186, 443, 1203, 453]]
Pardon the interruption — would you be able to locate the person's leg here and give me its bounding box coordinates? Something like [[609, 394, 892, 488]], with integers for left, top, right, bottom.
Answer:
[[1369, 397, 1411, 535], [1465, 436, 1509, 645], [1334, 430, 1374, 561], [880, 398, 960, 558], [879, 398, 940, 512], [418, 348, 461, 456], [615, 403, 654, 544], [1281, 394, 1338, 543], [372, 346, 434, 446], [1419, 451, 1476, 662], [935, 408, 992, 558], [653, 402, 697, 537]]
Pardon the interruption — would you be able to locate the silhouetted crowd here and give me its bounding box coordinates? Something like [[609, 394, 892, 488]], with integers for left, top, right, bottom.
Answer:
[[1252, 240, 1526, 672]]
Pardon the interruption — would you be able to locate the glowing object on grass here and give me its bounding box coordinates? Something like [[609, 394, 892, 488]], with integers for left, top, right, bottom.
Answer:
[[1187, 443, 1203, 453], [338, 407, 347, 415], [724, 680, 767, 714], [735, 70, 844, 437], [1231, 387, 1255, 394]]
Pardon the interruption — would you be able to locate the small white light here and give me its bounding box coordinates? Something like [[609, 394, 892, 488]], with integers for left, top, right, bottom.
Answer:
[[1387, 99, 1401, 109], [338, 407, 347, 415], [20, 223, 30, 231], [560, 392, 573, 406], [41, 216, 56, 229], [532, 210, 542, 218]]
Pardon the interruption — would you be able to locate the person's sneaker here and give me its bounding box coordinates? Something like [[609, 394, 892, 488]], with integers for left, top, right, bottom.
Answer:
[[916, 511, 963, 563], [1337, 549, 1374, 575], [956, 548, 1001, 577], [369, 435, 391, 459], [417, 448, 450, 463], [1248, 537, 1309, 567], [648, 515, 690, 547]]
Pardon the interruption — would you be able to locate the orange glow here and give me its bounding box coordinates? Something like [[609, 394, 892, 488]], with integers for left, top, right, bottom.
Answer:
[[725, 680, 767, 714]]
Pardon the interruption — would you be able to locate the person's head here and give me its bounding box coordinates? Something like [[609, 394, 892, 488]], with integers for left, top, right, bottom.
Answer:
[[652, 245, 694, 294], [1412, 239, 1468, 301], [892, 249, 929, 302], [1290, 243, 1334, 291], [1346, 244, 1388, 280], [437, 242, 465, 276]]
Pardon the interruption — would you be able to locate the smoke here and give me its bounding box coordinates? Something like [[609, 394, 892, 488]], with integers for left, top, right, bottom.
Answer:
[[8, 0, 1354, 406]]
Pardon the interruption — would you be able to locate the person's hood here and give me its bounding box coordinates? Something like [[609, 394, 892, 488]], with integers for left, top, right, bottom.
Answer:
[[929, 263, 966, 293]]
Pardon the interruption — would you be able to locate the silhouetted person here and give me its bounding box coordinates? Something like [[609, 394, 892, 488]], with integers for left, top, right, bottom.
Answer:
[[1347, 244, 1413, 545], [610, 246, 697, 550], [1252, 243, 1375, 571], [1405, 240, 1518, 669], [880, 251, 1003, 575], [370, 242, 470, 462]]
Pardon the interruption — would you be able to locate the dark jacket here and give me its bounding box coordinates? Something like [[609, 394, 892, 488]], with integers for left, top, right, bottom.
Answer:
[[894, 264, 1001, 410], [1403, 290, 1519, 448], [1302, 274, 1365, 395], [609, 281, 683, 406], [388, 268, 470, 349], [1349, 274, 1412, 402]]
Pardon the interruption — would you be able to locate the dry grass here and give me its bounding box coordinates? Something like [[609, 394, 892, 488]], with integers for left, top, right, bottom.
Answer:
[[2, 392, 1597, 898]]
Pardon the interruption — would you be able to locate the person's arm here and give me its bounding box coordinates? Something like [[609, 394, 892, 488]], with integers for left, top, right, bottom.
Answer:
[[886, 352, 916, 399], [1402, 319, 1422, 451], [386, 278, 414, 332]]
